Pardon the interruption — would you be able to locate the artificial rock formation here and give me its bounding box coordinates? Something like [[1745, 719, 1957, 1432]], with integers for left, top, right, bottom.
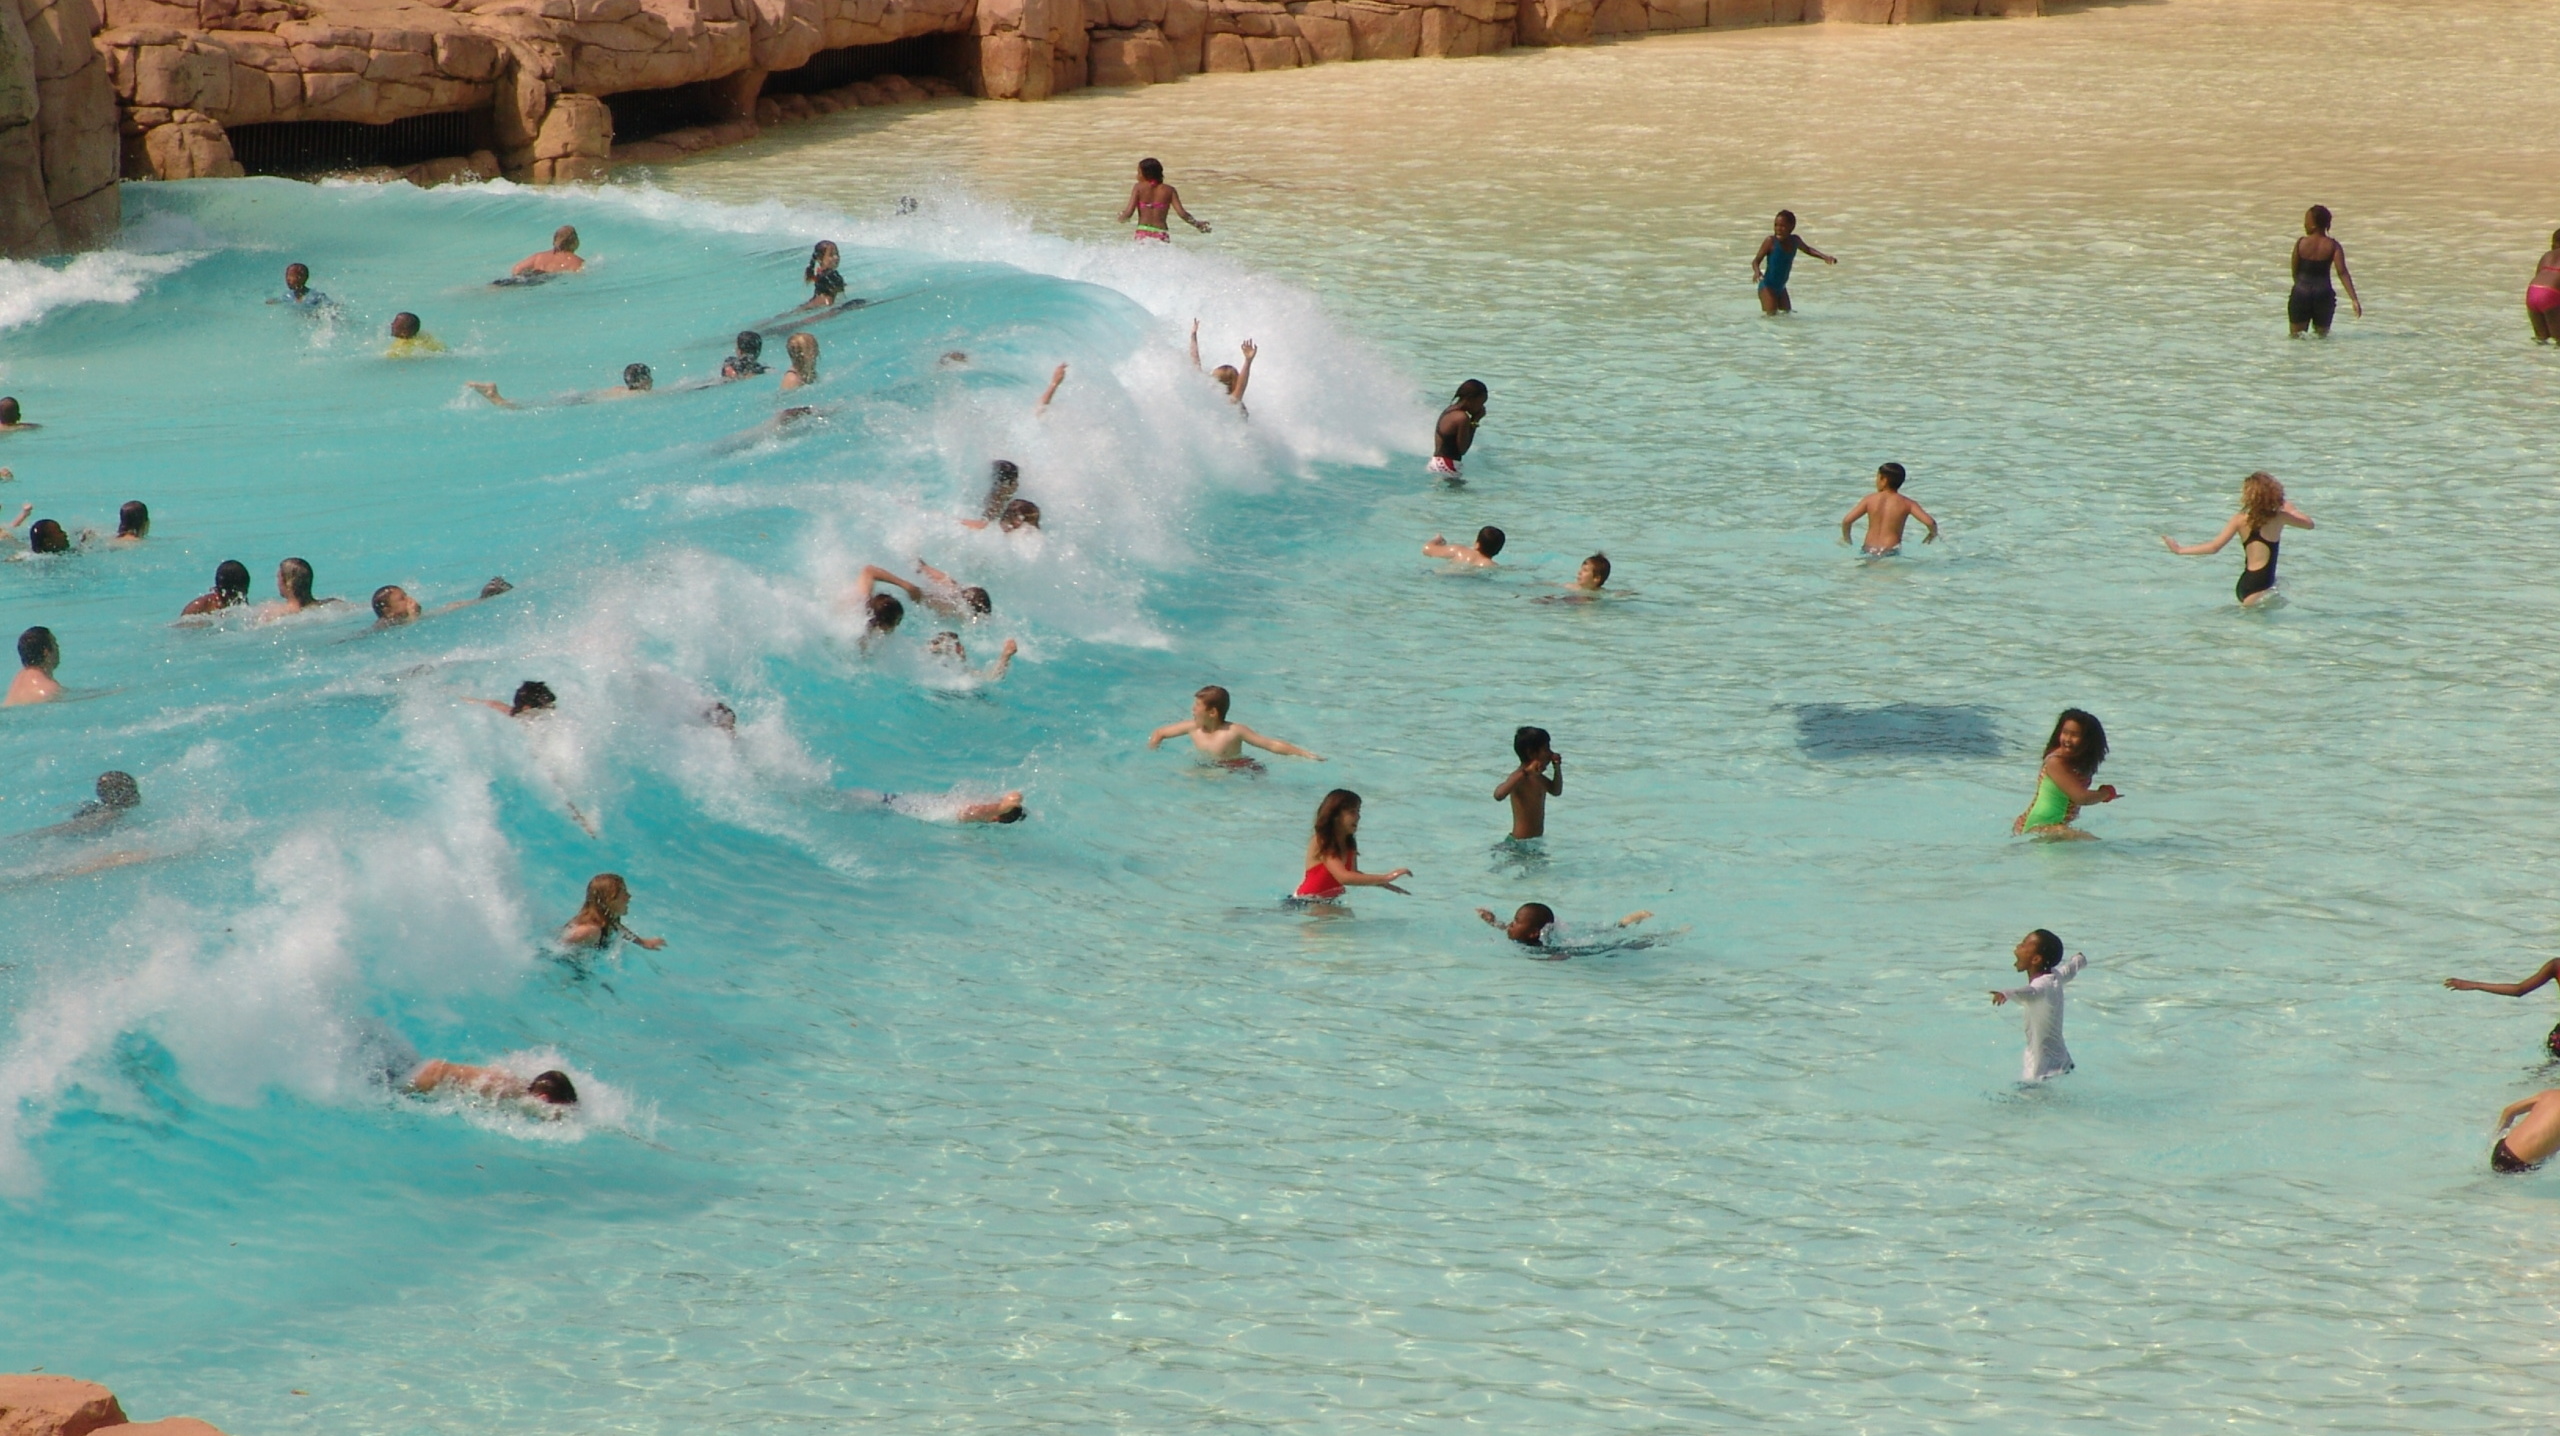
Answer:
[[0, 1376, 229, 1436], [1, 0, 120, 254]]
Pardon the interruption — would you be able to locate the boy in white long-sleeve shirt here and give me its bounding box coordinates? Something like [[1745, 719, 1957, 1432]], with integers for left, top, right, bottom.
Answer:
[[1990, 928, 2087, 1082]]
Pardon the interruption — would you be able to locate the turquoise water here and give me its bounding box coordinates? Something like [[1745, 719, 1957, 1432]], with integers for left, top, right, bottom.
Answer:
[[13, 2, 2560, 1428]]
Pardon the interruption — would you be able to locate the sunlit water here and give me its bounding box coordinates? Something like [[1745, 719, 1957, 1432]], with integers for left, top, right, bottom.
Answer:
[[9, 0, 2560, 1429]]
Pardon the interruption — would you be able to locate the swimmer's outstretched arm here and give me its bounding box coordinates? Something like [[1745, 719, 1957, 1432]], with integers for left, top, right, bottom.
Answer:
[[1617, 911, 1653, 927], [1475, 908, 1502, 927], [1795, 237, 1838, 265], [1038, 363, 1067, 411], [2162, 513, 2245, 556], [1319, 852, 1410, 893], [1146, 719, 1198, 750], [615, 920, 665, 951], [465, 382, 520, 409], [1236, 723, 1320, 761], [979, 639, 1018, 682], [2445, 959, 2560, 996], [433, 577, 514, 615], [1188, 320, 1202, 370]]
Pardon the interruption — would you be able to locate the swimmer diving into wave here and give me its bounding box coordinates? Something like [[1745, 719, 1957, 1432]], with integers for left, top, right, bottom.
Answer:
[[820, 787, 1027, 823]]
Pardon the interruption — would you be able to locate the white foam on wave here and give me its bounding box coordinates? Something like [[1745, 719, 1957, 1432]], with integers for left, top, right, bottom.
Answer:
[[0, 208, 219, 337]]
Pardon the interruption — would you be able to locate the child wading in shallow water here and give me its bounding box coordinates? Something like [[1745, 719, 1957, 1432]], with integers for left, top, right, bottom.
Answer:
[[1149, 685, 1322, 769], [1494, 725, 1562, 840], [1292, 789, 1410, 904], [1752, 210, 1836, 315], [1990, 928, 2086, 1082], [2014, 708, 2118, 839]]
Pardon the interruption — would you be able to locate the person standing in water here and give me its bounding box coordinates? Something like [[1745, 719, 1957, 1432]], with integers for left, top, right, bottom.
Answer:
[[2526, 228, 2560, 344], [2444, 961, 2560, 1060], [2161, 470, 2312, 606], [1752, 210, 1836, 315], [269, 262, 329, 307], [1293, 789, 1410, 903], [386, 313, 445, 357], [559, 873, 666, 950], [1840, 463, 1938, 555], [1149, 685, 1323, 767], [1990, 929, 2087, 1083], [1120, 158, 1209, 242], [1495, 725, 1562, 841], [7, 626, 62, 706], [2014, 708, 2118, 838], [2491, 1090, 2560, 1173], [511, 226, 585, 277], [1431, 380, 1487, 482], [2287, 205, 2361, 337], [800, 241, 845, 309]]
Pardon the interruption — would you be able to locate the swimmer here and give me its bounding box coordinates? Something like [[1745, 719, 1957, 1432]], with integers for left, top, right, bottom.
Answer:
[[1841, 462, 1938, 555], [1120, 157, 1210, 241], [940, 351, 969, 366], [386, 312, 444, 357], [706, 701, 737, 733], [1430, 380, 1487, 481], [959, 499, 1041, 533], [2444, 960, 2560, 1059], [928, 631, 1017, 681], [860, 593, 906, 647], [2492, 1089, 2560, 1173], [2529, 229, 2560, 344], [1189, 321, 1255, 406], [7, 625, 62, 706], [1494, 725, 1561, 840], [407, 1059, 579, 1113], [1149, 684, 1323, 765], [2013, 708, 2118, 838], [1293, 788, 1409, 902], [1476, 903, 1653, 949], [827, 787, 1028, 824], [781, 332, 819, 391], [370, 576, 512, 628], [2287, 205, 2361, 337], [1038, 363, 1068, 411], [1535, 552, 1613, 603], [19, 518, 68, 556], [257, 557, 343, 618], [10, 771, 139, 840], [268, 262, 330, 307], [474, 680, 558, 717], [1423, 526, 1505, 568], [2162, 470, 2312, 606], [558, 872, 665, 950], [468, 364, 652, 407], [1989, 928, 2086, 1083], [978, 460, 1021, 521], [510, 225, 585, 277], [113, 501, 147, 544], [860, 561, 991, 620], [1752, 210, 1836, 315], [720, 331, 767, 380], [0, 398, 34, 432], [178, 559, 252, 618], [800, 240, 845, 310]]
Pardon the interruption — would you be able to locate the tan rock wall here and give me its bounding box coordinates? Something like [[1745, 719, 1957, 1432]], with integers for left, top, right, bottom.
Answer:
[[2, 0, 117, 253]]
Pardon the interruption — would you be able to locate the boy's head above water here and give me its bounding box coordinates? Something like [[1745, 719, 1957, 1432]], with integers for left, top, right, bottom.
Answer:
[[1773, 210, 1797, 234], [389, 312, 421, 340], [1473, 526, 1505, 558], [1505, 903, 1557, 944], [1513, 725, 1551, 764], [527, 1069, 578, 1106], [1877, 462, 1906, 491], [1575, 552, 1611, 589], [2014, 928, 2064, 976], [1194, 684, 1232, 722]]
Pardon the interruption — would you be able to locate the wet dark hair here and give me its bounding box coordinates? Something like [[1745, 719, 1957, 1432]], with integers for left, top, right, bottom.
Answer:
[[1514, 903, 1556, 942], [1473, 526, 1506, 558], [2306, 204, 2332, 232], [1139, 157, 1164, 181], [95, 770, 139, 809], [1311, 788, 1362, 863], [1513, 725, 1551, 764], [1583, 552, 1611, 584], [706, 701, 737, 731], [734, 330, 762, 356], [17, 625, 56, 668], [1879, 462, 1906, 491], [983, 461, 1021, 519], [370, 585, 404, 619], [117, 501, 148, 538], [284, 262, 309, 282], [278, 557, 316, 603], [1196, 684, 1231, 718], [0, 398, 17, 425], [390, 312, 420, 339], [510, 680, 557, 714], [526, 1069, 578, 1105], [960, 586, 992, 615], [1775, 209, 1797, 226], [2028, 928, 2064, 972], [213, 559, 250, 599], [804, 241, 839, 281], [866, 593, 905, 632], [1455, 379, 1487, 402], [2043, 708, 2108, 779], [623, 363, 652, 389], [993, 803, 1026, 823], [1000, 499, 1041, 531], [27, 519, 66, 554]]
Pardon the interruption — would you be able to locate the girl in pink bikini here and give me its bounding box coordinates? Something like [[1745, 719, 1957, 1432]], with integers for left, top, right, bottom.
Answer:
[[1292, 789, 1411, 904], [2528, 229, 2560, 344]]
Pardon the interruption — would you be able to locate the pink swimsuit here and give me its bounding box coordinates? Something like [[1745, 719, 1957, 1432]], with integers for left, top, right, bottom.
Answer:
[[2530, 283, 2560, 314]]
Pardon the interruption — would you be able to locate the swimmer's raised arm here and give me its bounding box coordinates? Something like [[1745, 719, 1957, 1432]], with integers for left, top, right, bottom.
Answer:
[[857, 564, 924, 602], [980, 638, 1018, 682], [1189, 319, 1201, 370], [1476, 908, 1502, 927], [1231, 340, 1256, 404], [1236, 723, 1320, 760], [2445, 959, 2560, 996], [1038, 363, 1067, 411], [0, 503, 29, 539], [1146, 718, 1198, 750]]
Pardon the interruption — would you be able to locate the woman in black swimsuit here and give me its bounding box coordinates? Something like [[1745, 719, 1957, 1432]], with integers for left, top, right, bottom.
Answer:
[[2162, 471, 2314, 605], [2288, 205, 2361, 337]]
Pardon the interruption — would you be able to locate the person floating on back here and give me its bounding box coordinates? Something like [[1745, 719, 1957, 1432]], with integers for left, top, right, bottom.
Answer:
[[1431, 380, 1487, 482], [2161, 470, 2312, 606], [1423, 526, 1504, 568], [2014, 708, 2118, 838], [2528, 229, 2560, 344], [1990, 928, 2086, 1083], [1149, 684, 1322, 769], [2444, 960, 2560, 1060], [511, 225, 585, 278], [1292, 788, 1409, 904], [7, 625, 62, 706], [1841, 462, 1938, 556], [1121, 157, 1209, 242], [269, 262, 329, 308], [1494, 725, 1562, 841], [2287, 205, 2361, 337], [386, 312, 445, 357], [1753, 210, 1836, 316]]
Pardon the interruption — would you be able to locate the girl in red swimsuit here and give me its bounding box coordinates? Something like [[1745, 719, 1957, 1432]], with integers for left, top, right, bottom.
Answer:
[[1293, 789, 1412, 903]]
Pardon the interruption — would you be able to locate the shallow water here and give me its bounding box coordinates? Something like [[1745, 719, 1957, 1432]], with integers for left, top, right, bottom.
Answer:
[[10, 0, 2560, 1429]]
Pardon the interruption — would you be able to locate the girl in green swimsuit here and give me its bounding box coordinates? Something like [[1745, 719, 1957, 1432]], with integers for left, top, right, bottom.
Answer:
[[2014, 708, 2119, 838]]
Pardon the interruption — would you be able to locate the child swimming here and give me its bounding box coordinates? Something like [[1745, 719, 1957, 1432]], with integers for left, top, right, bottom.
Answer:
[[1475, 903, 1652, 957], [1423, 527, 1505, 568], [2443, 960, 2560, 1059], [1494, 725, 1562, 840], [1534, 553, 1612, 604], [2014, 708, 2118, 838], [1292, 789, 1410, 902], [1149, 685, 1323, 767], [2161, 471, 2312, 606], [1989, 928, 2086, 1082]]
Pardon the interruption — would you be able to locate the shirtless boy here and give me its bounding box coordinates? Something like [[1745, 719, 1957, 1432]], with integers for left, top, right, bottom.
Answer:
[[6, 626, 62, 706], [1148, 685, 1322, 766], [513, 226, 586, 276], [1841, 463, 1939, 555], [1431, 381, 1487, 481], [1494, 725, 1562, 839], [371, 576, 512, 628], [0, 397, 38, 431], [1535, 553, 1612, 604], [1119, 158, 1209, 241], [1423, 527, 1505, 567], [2492, 1088, 2560, 1173], [409, 1060, 579, 1113]]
